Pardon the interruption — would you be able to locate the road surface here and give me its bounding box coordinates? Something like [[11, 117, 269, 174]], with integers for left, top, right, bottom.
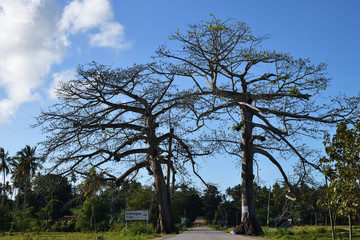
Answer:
[[153, 225, 269, 240]]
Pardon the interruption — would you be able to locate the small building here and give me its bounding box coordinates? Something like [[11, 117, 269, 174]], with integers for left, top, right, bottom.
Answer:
[[194, 217, 205, 226], [59, 215, 78, 222]]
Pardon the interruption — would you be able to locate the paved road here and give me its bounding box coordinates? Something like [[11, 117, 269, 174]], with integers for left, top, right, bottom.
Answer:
[[153, 225, 269, 240]]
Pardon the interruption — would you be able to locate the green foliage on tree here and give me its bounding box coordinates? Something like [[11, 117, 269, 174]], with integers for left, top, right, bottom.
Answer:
[[202, 185, 222, 225], [78, 168, 106, 232], [42, 199, 65, 221], [34, 174, 73, 205], [125, 184, 159, 226], [320, 121, 360, 239], [171, 184, 203, 226], [75, 197, 111, 232], [214, 201, 237, 226]]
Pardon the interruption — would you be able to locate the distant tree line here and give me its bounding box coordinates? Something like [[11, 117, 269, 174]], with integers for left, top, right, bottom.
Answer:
[[1, 144, 358, 233]]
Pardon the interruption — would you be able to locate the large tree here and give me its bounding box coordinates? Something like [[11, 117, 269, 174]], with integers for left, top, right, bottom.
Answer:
[[33, 173, 73, 205], [155, 16, 359, 235], [35, 63, 205, 233], [33, 173, 73, 219]]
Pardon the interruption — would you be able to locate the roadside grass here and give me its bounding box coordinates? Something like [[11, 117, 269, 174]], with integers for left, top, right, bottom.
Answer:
[[0, 221, 187, 240], [262, 225, 360, 240], [0, 231, 164, 240]]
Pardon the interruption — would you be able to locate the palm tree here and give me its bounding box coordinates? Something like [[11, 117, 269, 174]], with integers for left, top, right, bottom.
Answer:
[[12, 145, 42, 216], [78, 168, 106, 231], [0, 147, 12, 207]]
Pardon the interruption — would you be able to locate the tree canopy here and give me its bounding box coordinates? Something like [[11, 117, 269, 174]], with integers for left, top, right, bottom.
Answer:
[[35, 62, 206, 233]]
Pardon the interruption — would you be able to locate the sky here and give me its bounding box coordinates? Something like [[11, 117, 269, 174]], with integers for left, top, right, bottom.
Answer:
[[0, 0, 359, 192]]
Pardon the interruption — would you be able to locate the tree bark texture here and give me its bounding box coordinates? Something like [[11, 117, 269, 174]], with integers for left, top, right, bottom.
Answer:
[[150, 157, 175, 233], [145, 113, 176, 234], [238, 106, 263, 235]]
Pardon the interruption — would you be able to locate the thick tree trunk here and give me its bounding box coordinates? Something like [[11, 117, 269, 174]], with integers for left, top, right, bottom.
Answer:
[[238, 107, 263, 236], [150, 158, 176, 234], [146, 114, 175, 233]]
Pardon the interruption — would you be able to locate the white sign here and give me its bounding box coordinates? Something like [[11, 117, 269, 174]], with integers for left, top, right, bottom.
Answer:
[[125, 210, 149, 221], [242, 206, 249, 213]]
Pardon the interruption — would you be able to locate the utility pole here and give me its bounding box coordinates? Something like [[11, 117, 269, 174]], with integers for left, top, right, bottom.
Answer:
[[267, 186, 271, 230]]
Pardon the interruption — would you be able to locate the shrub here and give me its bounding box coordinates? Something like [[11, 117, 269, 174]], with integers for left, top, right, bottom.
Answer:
[[0, 205, 13, 231], [51, 220, 76, 232], [122, 221, 155, 235], [10, 211, 34, 232]]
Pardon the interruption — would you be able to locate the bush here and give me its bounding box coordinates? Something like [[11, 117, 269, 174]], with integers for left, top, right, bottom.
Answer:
[[9, 211, 35, 232], [0, 205, 13, 231], [110, 221, 126, 232], [122, 221, 155, 235], [51, 220, 76, 232]]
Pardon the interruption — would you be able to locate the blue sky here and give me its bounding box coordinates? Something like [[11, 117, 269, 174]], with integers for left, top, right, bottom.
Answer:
[[0, 0, 359, 192]]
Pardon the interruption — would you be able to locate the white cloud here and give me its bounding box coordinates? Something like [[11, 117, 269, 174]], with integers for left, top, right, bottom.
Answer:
[[59, 0, 112, 33], [0, 0, 131, 124], [58, 0, 131, 49], [0, 0, 64, 124], [90, 22, 132, 49], [0, 100, 18, 124]]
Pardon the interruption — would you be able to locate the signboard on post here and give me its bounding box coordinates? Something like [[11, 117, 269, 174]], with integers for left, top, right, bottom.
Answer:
[[125, 210, 149, 221], [125, 210, 149, 234]]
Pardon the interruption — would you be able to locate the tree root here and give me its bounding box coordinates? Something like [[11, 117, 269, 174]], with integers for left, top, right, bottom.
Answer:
[[238, 217, 263, 236]]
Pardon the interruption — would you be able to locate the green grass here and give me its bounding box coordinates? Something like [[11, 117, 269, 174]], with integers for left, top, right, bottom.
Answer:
[[262, 225, 360, 240], [0, 231, 163, 240], [2, 225, 359, 240]]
